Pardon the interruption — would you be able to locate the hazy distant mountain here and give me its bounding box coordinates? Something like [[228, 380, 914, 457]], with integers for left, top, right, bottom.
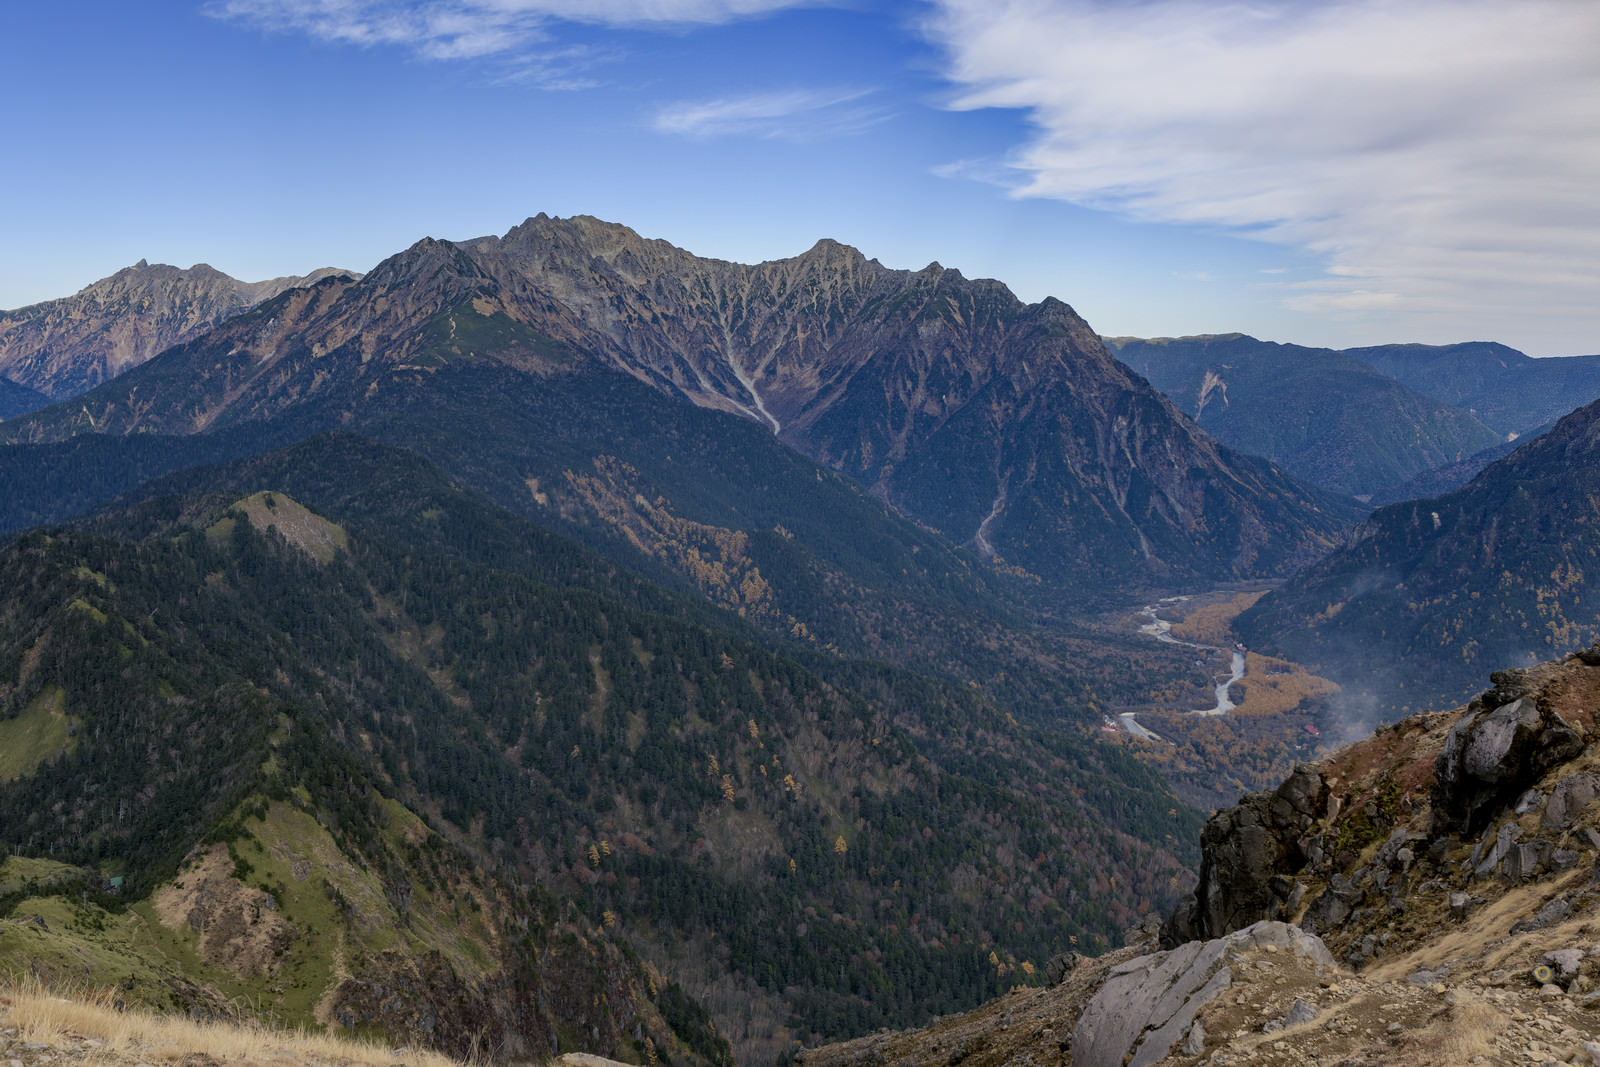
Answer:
[[1108, 334, 1506, 500], [0, 259, 355, 399], [2, 215, 1354, 599], [1370, 432, 1535, 505], [1348, 340, 1600, 437], [1236, 396, 1600, 715], [0, 375, 48, 418]]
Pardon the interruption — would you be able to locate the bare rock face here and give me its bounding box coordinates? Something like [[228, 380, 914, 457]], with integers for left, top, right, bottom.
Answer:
[[1072, 921, 1333, 1067], [478, 217, 1355, 592], [1431, 695, 1583, 836], [0, 260, 354, 400], [1163, 763, 1325, 945], [1541, 772, 1600, 830], [1164, 643, 1600, 974]]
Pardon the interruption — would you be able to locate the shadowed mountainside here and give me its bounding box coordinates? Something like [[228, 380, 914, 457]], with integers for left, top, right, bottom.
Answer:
[[1236, 396, 1600, 718], [1109, 334, 1507, 500], [0, 432, 1201, 1064]]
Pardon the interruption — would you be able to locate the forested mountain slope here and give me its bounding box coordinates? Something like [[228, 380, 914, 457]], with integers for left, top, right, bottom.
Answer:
[[1237, 396, 1600, 718], [0, 434, 1200, 1063], [1109, 334, 1505, 499]]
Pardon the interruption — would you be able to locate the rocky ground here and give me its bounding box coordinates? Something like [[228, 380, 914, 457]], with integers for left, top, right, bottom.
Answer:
[[803, 644, 1600, 1067]]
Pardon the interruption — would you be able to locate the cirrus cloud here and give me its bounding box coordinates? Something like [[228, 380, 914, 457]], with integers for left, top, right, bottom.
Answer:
[[653, 88, 889, 140], [923, 0, 1600, 351], [206, 0, 819, 59]]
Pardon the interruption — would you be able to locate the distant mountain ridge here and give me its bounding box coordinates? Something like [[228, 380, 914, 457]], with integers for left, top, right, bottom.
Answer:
[[1348, 340, 1600, 437], [1108, 333, 1505, 499], [1, 215, 1355, 599], [0, 259, 355, 401], [1110, 332, 1600, 502]]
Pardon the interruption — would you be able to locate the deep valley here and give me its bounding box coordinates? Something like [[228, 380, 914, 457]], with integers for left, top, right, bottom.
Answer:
[[4, 215, 1600, 1066]]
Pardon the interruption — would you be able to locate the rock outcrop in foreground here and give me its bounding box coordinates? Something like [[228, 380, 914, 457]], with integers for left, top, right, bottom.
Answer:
[[1073, 921, 1332, 1067], [803, 642, 1600, 1066]]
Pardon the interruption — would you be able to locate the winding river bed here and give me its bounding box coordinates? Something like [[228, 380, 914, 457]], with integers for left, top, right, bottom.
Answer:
[[1117, 597, 1248, 740]]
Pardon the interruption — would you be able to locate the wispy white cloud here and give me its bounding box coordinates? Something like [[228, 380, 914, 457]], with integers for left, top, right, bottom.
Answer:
[[493, 44, 618, 90], [923, 0, 1600, 349], [654, 88, 889, 141], [206, 0, 817, 61]]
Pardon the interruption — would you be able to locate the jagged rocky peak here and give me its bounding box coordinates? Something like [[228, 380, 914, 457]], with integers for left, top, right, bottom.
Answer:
[[362, 235, 494, 294], [498, 213, 703, 278]]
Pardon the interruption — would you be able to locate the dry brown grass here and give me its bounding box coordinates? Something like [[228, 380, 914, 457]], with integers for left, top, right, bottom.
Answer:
[[1389, 991, 1504, 1064], [1166, 591, 1266, 645], [0, 977, 466, 1067], [1230, 652, 1340, 716]]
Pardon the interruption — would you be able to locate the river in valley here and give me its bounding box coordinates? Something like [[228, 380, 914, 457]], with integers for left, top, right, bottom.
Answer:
[[1116, 597, 1248, 741]]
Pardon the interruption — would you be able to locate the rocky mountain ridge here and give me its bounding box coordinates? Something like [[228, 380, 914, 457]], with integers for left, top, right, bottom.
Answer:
[[1, 215, 1356, 598], [804, 642, 1600, 1066], [0, 260, 354, 402], [1350, 340, 1600, 438]]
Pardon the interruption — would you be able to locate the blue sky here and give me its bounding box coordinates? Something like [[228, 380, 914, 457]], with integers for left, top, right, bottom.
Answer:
[[4, 0, 1598, 355]]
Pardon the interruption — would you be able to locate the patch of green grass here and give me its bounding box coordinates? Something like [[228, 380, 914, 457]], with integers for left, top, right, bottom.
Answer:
[[205, 516, 238, 545], [0, 688, 76, 781], [0, 897, 193, 1011], [0, 856, 80, 895], [71, 566, 111, 589], [413, 301, 578, 368], [234, 493, 348, 564], [66, 598, 108, 625]]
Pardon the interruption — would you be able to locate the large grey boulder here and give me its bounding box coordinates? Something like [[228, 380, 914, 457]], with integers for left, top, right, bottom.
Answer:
[[1432, 697, 1583, 835], [1073, 921, 1333, 1067]]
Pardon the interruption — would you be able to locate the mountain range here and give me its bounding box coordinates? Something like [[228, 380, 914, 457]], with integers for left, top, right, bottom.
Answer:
[[1, 217, 1354, 602], [7, 212, 1600, 1065], [1111, 333, 1600, 502], [0, 216, 1322, 1063]]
